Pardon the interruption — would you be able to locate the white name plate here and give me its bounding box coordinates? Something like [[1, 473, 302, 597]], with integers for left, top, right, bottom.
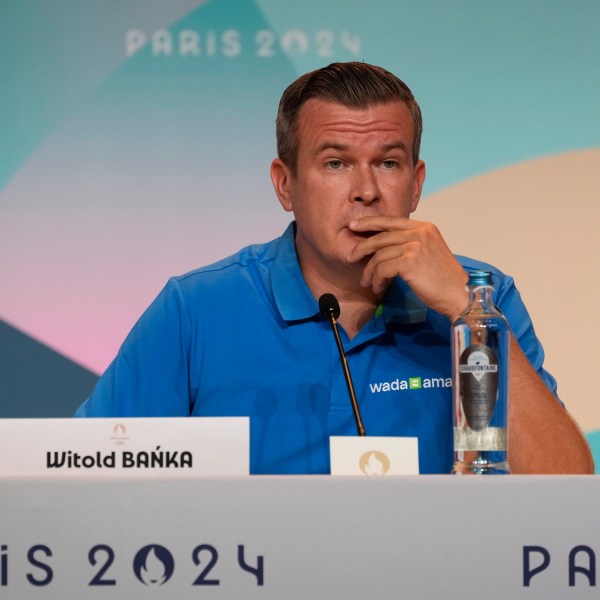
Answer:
[[0, 417, 249, 477], [330, 436, 419, 475]]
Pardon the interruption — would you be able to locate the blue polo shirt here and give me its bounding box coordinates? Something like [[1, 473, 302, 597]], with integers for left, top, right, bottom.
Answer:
[[76, 223, 557, 474]]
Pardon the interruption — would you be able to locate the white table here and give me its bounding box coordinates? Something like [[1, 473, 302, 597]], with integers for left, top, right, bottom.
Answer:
[[1, 475, 598, 598]]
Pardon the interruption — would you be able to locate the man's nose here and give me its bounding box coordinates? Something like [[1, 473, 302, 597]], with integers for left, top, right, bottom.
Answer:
[[350, 166, 380, 205]]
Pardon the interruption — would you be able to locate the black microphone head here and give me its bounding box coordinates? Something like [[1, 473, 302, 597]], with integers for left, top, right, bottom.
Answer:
[[319, 293, 340, 321]]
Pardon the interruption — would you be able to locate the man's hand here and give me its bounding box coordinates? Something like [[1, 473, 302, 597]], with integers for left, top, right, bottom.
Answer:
[[347, 216, 469, 320]]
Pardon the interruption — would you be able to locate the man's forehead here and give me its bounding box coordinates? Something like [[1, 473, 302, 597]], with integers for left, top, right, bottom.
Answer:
[[296, 99, 415, 146]]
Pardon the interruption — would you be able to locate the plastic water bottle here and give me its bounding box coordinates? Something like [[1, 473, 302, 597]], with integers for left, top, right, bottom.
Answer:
[[452, 270, 510, 474]]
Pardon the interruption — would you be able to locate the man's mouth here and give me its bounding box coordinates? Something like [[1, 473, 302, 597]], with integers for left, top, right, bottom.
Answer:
[[352, 230, 378, 239]]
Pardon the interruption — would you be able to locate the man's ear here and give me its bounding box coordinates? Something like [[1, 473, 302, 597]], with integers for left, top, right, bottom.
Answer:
[[270, 158, 294, 212], [409, 159, 426, 214]]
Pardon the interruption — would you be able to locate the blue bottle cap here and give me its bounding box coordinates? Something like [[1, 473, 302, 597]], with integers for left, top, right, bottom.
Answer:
[[468, 270, 493, 286]]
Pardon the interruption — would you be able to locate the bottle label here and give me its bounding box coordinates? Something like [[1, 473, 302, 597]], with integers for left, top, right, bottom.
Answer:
[[458, 344, 499, 431]]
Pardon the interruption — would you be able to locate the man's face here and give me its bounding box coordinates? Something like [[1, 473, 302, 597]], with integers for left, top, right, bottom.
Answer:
[[271, 99, 426, 284]]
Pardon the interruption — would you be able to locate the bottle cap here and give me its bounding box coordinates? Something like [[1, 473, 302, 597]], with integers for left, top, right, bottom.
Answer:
[[468, 270, 493, 286]]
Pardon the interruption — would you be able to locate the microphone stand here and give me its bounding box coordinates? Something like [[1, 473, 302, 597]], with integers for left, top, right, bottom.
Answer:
[[319, 294, 366, 437]]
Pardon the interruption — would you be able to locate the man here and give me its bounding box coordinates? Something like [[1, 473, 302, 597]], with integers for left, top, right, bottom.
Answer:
[[76, 62, 593, 475]]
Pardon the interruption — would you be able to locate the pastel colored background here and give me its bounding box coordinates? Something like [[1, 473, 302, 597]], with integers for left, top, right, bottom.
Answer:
[[1, 1, 599, 468]]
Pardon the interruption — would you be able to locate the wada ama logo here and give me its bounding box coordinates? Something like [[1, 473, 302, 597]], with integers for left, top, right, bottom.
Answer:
[[133, 545, 175, 586], [369, 375, 452, 394]]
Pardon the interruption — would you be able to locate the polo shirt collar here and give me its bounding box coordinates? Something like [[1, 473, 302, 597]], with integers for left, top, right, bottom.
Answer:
[[272, 223, 318, 321], [380, 277, 428, 324], [271, 222, 428, 325]]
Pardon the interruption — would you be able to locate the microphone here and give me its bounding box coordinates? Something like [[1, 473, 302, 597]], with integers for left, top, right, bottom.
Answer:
[[319, 293, 366, 437]]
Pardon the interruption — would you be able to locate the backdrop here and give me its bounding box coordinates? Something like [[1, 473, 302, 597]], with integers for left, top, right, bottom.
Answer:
[[1, 0, 599, 466]]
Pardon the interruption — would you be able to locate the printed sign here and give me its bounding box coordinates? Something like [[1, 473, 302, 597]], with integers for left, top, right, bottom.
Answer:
[[329, 436, 419, 475], [0, 417, 249, 477]]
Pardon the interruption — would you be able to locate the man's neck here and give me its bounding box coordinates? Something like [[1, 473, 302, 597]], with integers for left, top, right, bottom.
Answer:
[[300, 260, 385, 340], [336, 293, 382, 339]]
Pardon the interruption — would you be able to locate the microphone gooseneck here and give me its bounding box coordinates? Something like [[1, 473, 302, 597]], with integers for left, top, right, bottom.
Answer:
[[319, 293, 366, 437]]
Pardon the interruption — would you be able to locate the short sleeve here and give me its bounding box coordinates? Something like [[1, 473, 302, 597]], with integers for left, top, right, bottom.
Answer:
[[75, 278, 193, 416]]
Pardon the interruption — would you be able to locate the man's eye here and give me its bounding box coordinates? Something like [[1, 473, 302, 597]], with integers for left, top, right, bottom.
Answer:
[[327, 160, 343, 170], [381, 160, 398, 169]]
